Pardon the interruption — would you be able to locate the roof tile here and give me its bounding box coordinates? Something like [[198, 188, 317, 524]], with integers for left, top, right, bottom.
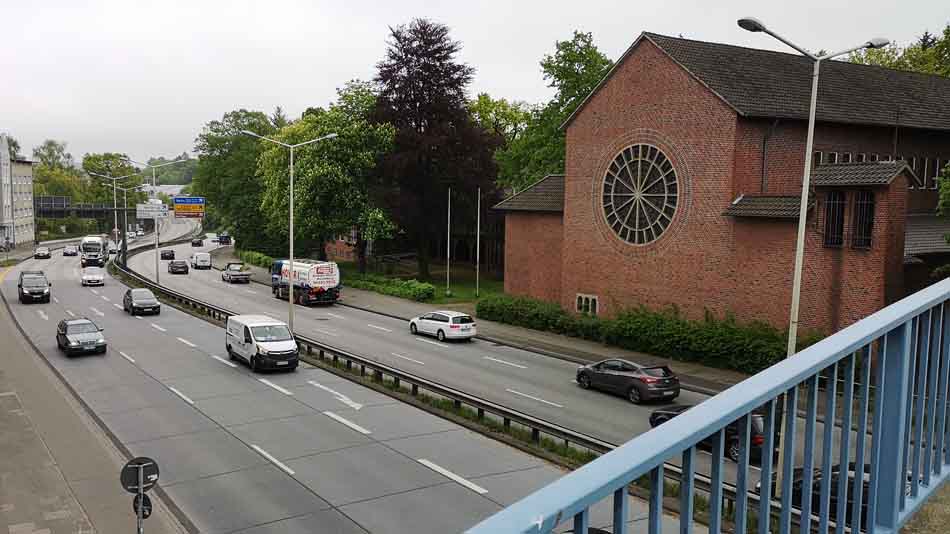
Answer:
[[812, 161, 918, 187], [492, 175, 565, 212], [723, 195, 810, 218]]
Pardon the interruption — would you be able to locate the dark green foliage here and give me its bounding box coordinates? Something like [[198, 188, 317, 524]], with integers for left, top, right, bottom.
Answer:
[[344, 273, 435, 301], [236, 249, 274, 269]]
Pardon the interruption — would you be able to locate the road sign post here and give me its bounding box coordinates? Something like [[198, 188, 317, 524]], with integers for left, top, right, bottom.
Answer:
[[136, 204, 168, 284], [120, 457, 159, 534]]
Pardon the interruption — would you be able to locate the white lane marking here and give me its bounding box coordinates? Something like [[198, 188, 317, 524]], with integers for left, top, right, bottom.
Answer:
[[326, 312, 344, 319], [506, 388, 564, 408], [484, 356, 527, 369], [151, 323, 166, 332], [113, 303, 123, 310], [313, 328, 338, 337], [391, 352, 425, 365], [571, 379, 578, 385], [135, 316, 143, 320], [259, 378, 293, 396], [37, 310, 48, 321], [167, 386, 195, 405], [53, 297, 59, 304], [416, 338, 445, 347], [323, 411, 371, 434], [367, 324, 392, 333], [100, 295, 110, 302], [89, 307, 104, 317], [244, 289, 256, 294], [251, 445, 295, 475], [177, 337, 196, 348], [65, 310, 76, 317], [119, 351, 136, 363], [212, 355, 238, 368], [417, 459, 488, 495], [90, 289, 99, 295], [308, 381, 363, 410]]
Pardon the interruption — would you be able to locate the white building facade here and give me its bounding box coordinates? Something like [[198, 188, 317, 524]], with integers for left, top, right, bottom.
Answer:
[[1, 134, 35, 247]]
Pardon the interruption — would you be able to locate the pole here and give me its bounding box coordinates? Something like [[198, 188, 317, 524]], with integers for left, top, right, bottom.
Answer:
[[155, 214, 160, 284], [288, 145, 295, 334], [476, 187, 481, 298], [137, 465, 144, 534], [122, 191, 129, 267], [112, 180, 118, 244], [446, 188, 451, 297]]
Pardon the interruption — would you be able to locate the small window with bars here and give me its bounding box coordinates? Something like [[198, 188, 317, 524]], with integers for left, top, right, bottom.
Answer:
[[851, 191, 874, 249], [827, 152, 839, 164], [870, 154, 880, 162], [576, 294, 598, 316], [813, 151, 824, 167], [930, 158, 940, 190], [856, 153, 867, 163], [841, 153, 852, 163], [824, 191, 846, 248]]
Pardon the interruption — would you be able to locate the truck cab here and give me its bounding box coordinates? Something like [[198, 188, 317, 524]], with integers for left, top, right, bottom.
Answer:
[[225, 315, 298, 372]]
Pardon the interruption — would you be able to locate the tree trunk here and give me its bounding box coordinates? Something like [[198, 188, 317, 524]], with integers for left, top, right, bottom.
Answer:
[[356, 229, 368, 274], [417, 229, 430, 279], [317, 237, 328, 261]]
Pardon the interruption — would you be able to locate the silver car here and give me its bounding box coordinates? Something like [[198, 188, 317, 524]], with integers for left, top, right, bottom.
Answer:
[[81, 267, 105, 286]]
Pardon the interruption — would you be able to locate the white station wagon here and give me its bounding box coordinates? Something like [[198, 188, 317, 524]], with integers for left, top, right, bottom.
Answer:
[[409, 310, 476, 341]]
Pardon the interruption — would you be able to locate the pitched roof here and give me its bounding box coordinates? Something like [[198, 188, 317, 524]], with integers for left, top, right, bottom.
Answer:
[[563, 32, 950, 132], [492, 174, 565, 213], [723, 195, 811, 218], [812, 161, 919, 187], [905, 215, 950, 256]]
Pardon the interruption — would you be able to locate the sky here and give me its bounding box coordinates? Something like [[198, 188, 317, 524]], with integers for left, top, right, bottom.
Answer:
[[1, 0, 947, 164]]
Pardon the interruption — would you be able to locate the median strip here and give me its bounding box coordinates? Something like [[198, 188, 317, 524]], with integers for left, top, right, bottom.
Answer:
[[258, 378, 293, 396], [167, 386, 195, 405], [417, 459, 488, 495], [484, 356, 527, 369], [506, 388, 564, 408], [367, 324, 393, 333], [119, 351, 136, 364], [391, 353, 425, 365], [251, 445, 295, 475], [323, 411, 371, 434], [177, 337, 196, 348]]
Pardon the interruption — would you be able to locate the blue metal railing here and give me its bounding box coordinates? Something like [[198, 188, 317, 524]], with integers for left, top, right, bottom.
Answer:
[[468, 278, 950, 534]]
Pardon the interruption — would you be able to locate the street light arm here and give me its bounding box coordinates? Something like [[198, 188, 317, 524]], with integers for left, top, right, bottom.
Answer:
[[819, 40, 888, 61], [240, 129, 290, 148], [291, 133, 338, 148], [762, 27, 817, 59]]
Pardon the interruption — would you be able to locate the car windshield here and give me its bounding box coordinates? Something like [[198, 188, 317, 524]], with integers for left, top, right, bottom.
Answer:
[[251, 325, 292, 342], [227, 264, 243, 271], [642, 366, 674, 377], [37, 248, 49, 253], [23, 277, 47, 287], [67, 323, 98, 334], [132, 289, 155, 300], [451, 315, 474, 324]]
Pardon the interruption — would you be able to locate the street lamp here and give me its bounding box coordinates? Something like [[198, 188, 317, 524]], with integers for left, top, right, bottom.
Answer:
[[738, 16, 888, 499], [88, 171, 141, 244], [123, 156, 188, 196], [240, 130, 337, 334], [113, 183, 149, 267]]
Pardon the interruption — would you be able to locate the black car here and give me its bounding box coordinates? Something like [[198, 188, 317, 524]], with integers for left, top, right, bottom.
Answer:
[[56, 318, 107, 355], [63, 245, 78, 256], [160, 249, 175, 260], [218, 233, 232, 245], [649, 405, 772, 463], [123, 288, 161, 315], [756, 463, 876, 528], [191, 238, 203, 247], [18, 274, 51, 303], [168, 260, 189, 274], [576, 358, 679, 404], [34, 247, 51, 259]]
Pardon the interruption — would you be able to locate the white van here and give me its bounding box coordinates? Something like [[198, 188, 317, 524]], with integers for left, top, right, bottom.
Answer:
[[225, 315, 298, 372], [190, 252, 211, 270]]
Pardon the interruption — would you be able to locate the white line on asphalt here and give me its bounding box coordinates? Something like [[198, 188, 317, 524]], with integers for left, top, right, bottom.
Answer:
[[119, 351, 136, 364], [259, 378, 293, 396], [90, 289, 99, 295], [308, 381, 363, 410], [391, 352, 425, 365], [100, 295, 110, 302], [484, 356, 527, 369], [313, 328, 338, 337], [135, 316, 142, 320], [89, 307, 104, 317], [53, 297, 59, 304], [113, 303, 122, 310], [323, 411, 371, 434], [367, 324, 392, 333], [65, 310, 75, 317], [37, 310, 48, 321], [417, 459, 488, 494], [212, 355, 238, 368], [167, 386, 195, 405], [151, 323, 166, 332], [251, 445, 295, 475], [326, 312, 344, 319], [177, 337, 196, 348], [416, 338, 445, 347], [506, 388, 564, 408], [244, 289, 256, 294]]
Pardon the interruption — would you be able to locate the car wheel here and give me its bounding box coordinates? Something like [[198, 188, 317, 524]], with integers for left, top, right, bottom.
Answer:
[[227, 345, 236, 360], [250, 355, 259, 373], [410, 322, 418, 334], [628, 386, 643, 404], [577, 374, 591, 389], [437, 330, 446, 342], [727, 440, 741, 462]]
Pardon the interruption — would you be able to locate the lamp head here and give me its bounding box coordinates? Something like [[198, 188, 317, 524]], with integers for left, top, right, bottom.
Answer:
[[738, 17, 767, 33], [866, 37, 890, 49]]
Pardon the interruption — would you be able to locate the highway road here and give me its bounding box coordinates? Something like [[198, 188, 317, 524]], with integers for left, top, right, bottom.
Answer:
[[1, 223, 696, 533]]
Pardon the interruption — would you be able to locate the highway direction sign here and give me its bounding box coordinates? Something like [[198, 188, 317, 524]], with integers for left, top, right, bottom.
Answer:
[[173, 196, 205, 218], [136, 203, 168, 219]]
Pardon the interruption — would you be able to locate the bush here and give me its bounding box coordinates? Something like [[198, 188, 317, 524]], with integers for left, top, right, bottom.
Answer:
[[476, 294, 816, 375], [345, 273, 436, 302], [236, 249, 274, 269]]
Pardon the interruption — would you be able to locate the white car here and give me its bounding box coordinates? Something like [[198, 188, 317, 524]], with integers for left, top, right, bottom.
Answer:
[[190, 252, 211, 270], [80, 267, 105, 286], [136, 230, 145, 237], [409, 310, 476, 341]]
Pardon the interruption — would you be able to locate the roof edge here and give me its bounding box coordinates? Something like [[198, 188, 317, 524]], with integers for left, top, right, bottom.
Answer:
[[491, 174, 565, 212]]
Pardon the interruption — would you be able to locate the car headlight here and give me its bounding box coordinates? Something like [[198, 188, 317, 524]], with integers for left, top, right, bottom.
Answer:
[[69, 340, 79, 346], [42, 288, 50, 293], [257, 347, 269, 356]]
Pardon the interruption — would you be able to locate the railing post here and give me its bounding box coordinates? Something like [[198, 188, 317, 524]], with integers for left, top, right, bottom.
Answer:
[[875, 320, 913, 530]]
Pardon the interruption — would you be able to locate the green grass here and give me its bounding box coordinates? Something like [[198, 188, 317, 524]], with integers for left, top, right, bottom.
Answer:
[[338, 260, 504, 304]]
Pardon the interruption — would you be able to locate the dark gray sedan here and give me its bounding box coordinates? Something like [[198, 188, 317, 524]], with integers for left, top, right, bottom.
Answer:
[[576, 358, 679, 404], [123, 288, 161, 315], [56, 318, 107, 355]]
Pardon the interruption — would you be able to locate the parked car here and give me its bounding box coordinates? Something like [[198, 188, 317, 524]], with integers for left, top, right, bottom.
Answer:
[[576, 359, 679, 404], [191, 238, 203, 247], [225, 314, 298, 372], [409, 311, 476, 341], [80, 267, 105, 286], [56, 318, 107, 355], [160, 249, 175, 260], [168, 260, 189, 274], [63, 245, 78, 256], [123, 288, 161, 315], [18, 274, 51, 303], [34, 247, 51, 259], [649, 405, 772, 462], [221, 262, 251, 283], [190, 252, 211, 270]]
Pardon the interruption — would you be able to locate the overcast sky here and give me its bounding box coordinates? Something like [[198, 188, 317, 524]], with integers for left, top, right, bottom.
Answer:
[[2, 0, 946, 164]]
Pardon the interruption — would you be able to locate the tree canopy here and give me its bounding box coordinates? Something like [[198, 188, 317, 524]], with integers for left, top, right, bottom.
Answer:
[[849, 24, 950, 77]]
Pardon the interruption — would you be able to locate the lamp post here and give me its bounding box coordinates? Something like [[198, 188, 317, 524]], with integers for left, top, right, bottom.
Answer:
[[240, 130, 337, 334], [88, 171, 140, 245], [738, 16, 888, 498], [124, 157, 187, 282], [112, 183, 149, 267]]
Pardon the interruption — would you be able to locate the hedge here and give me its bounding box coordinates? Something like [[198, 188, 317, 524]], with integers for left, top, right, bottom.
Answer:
[[345, 273, 436, 302], [236, 249, 274, 269], [476, 294, 822, 375]]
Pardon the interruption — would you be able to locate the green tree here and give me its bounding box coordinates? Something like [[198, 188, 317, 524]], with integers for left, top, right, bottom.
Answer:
[[850, 24, 950, 77], [467, 93, 531, 145], [81, 153, 144, 206], [3, 134, 21, 159], [32, 139, 75, 169], [494, 31, 612, 191]]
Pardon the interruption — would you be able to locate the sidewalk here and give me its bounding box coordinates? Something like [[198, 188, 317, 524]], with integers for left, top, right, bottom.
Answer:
[[0, 271, 186, 534], [209, 247, 748, 395]]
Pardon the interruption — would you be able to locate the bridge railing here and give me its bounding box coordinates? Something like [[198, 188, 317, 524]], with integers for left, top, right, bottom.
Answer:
[[468, 278, 950, 534]]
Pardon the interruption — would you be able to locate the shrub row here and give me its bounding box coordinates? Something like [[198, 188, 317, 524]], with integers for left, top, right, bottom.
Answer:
[[345, 273, 436, 302], [476, 294, 821, 375], [236, 249, 274, 269]]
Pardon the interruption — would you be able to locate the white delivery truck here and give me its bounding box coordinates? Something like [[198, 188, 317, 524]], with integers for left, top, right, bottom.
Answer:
[[225, 314, 298, 372], [270, 259, 341, 305], [80, 235, 107, 267]]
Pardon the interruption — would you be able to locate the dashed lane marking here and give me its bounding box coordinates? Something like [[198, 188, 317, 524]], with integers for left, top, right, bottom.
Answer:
[[367, 324, 392, 333], [89, 307, 104, 317], [119, 351, 135, 364], [168, 386, 195, 405], [113, 303, 123, 310], [416, 338, 445, 347], [417, 459, 488, 494], [100, 295, 110, 302], [177, 337, 196, 348], [53, 297, 59, 304], [212, 355, 238, 368], [66, 310, 76, 317], [326, 312, 344, 319], [251, 445, 295, 475], [37, 310, 48, 321], [258, 378, 293, 396], [323, 411, 371, 434], [90, 289, 99, 295], [505, 388, 564, 408], [484, 356, 527, 369], [391, 353, 425, 365], [151, 323, 166, 332], [308, 381, 363, 410]]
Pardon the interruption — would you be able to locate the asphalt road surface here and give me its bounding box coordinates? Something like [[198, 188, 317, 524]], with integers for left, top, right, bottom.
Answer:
[[2, 224, 699, 533]]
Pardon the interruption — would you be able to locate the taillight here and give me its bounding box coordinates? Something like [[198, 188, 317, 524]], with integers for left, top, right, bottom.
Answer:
[[752, 435, 765, 446], [640, 376, 659, 384], [450, 325, 460, 329]]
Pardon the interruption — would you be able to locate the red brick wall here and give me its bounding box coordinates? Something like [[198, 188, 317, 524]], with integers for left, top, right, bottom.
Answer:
[[325, 239, 356, 262], [503, 212, 563, 303]]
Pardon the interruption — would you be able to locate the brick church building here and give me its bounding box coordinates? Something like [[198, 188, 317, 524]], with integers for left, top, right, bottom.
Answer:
[[495, 32, 950, 334]]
